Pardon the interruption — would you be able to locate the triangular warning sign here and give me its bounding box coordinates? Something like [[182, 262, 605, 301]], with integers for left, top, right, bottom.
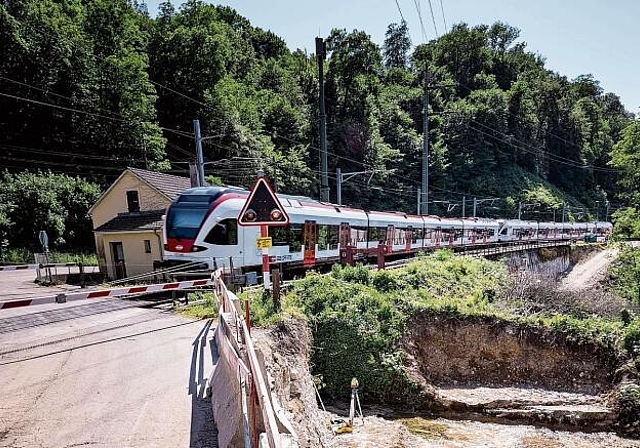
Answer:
[[238, 177, 290, 226]]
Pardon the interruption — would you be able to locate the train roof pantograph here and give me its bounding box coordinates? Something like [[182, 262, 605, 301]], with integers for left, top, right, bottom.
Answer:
[[238, 177, 290, 226]]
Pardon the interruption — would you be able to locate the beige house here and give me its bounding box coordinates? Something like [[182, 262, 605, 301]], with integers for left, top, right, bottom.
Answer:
[[89, 167, 192, 280]]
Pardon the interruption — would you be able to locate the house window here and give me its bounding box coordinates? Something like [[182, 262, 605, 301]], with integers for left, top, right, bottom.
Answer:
[[126, 190, 140, 212], [143, 239, 152, 253]]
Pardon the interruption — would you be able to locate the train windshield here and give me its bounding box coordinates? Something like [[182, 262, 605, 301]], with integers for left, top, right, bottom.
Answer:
[[166, 207, 209, 239]]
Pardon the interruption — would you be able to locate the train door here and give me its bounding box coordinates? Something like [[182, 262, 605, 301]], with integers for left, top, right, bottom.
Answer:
[[340, 223, 350, 247], [385, 225, 394, 253], [483, 228, 488, 244], [471, 228, 477, 245], [434, 227, 441, 248], [449, 227, 455, 247], [303, 220, 317, 268], [405, 226, 412, 252]]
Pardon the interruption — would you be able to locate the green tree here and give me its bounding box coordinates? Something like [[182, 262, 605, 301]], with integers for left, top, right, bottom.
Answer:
[[0, 172, 101, 251], [383, 21, 411, 70], [610, 121, 640, 207]]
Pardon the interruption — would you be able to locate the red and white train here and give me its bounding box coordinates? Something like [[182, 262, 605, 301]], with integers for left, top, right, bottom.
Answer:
[[163, 186, 612, 271]]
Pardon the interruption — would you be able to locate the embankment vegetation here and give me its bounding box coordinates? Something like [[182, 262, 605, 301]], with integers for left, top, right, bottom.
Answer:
[[244, 249, 640, 433]]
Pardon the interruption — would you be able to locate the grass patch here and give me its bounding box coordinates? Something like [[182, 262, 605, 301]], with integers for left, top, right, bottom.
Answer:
[[177, 292, 218, 320], [396, 417, 448, 439], [0, 248, 98, 265]]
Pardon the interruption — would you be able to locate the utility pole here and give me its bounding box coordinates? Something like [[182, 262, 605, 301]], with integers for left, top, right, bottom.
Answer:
[[562, 202, 566, 225], [316, 37, 329, 202], [462, 196, 466, 218], [336, 167, 342, 206], [336, 168, 374, 206], [417, 188, 421, 215], [473, 197, 477, 218], [193, 119, 205, 187], [518, 202, 522, 220], [421, 64, 430, 215], [142, 135, 148, 169], [605, 201, 610, 222]]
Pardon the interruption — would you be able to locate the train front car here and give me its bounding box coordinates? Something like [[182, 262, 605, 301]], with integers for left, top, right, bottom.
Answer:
[[163, 186, 248, 270]]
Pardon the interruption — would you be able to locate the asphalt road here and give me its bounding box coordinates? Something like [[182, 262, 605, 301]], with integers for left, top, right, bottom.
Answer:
[[0, 267, 93, 302], [0, 299, 218, 448]]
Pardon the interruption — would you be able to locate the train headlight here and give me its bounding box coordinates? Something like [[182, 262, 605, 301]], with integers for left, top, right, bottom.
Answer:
[[191, 245, 207, 252]]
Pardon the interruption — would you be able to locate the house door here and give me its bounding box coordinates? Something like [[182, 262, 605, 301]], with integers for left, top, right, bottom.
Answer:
[[110, 242, 127, 280]]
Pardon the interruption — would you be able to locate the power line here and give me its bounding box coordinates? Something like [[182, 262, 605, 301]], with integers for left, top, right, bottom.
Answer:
[[426, 0, 439, 37], [465, 119, 622, 173], [412, 0, 429, 42], [438, 0, 448, 32], [393, 0, 407, 22], [0, 155, 127, 172], [453, 81, 619, 161], [0, 91, 193, 139], [149, 79, 209, 109], [0, 143, 146, 163]]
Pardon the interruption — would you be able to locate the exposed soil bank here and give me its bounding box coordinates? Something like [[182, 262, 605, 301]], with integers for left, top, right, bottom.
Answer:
[[402, 312, 617, 395], [255, 314, 639, 446]]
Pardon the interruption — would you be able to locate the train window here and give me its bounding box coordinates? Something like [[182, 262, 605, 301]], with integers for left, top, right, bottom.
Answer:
[[204, 219, 238, 245], [350, 226, 367, 245], [368, 227, 387, 244], [394, 228, 405, 245], [318, 225, 339, 250], [412, 228, 422, 243], [270, 224, 303, 252]]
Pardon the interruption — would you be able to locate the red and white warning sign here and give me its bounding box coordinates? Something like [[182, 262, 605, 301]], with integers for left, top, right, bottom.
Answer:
[[238, 176, 289, 227]]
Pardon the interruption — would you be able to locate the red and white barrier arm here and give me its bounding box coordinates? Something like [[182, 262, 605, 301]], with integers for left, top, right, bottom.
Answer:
[[0, 278, 212, 310], [0, 264, 40, 272]]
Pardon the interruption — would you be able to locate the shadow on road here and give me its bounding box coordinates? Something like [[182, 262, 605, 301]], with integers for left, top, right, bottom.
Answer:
[[189, 319, 219, 448]]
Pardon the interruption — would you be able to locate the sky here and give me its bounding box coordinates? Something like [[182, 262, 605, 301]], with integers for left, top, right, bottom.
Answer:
[[145, 0, 640, 113]]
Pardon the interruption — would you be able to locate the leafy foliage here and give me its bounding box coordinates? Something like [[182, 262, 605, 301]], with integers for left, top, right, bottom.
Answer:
[[245, 250, 640, 406], [611, 246, 640, 306], [0, 171, 100, 252], [1, 2, 637, 247]]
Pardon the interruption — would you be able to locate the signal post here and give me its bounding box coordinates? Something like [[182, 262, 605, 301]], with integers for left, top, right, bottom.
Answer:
[[238, 171, 289, 290]]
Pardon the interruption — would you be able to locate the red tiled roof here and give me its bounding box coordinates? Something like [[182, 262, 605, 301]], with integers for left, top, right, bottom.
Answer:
[[128, 167, 192, 199]]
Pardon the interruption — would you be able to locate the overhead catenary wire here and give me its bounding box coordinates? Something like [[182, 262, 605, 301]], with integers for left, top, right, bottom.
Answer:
[[426, 0, 439, 37]]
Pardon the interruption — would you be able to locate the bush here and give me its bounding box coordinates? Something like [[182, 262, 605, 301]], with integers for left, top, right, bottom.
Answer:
[[331, 263, 370, 285], [623, 319, 640, 367], [372, 270, 400, 292], [615, 383, 640, 436]]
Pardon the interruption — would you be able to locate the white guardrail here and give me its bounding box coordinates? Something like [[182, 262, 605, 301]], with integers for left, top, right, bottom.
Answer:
[[210, 269, 298, 448]]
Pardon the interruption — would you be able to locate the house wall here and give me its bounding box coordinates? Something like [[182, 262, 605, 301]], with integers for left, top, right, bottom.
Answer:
[[91, 171, 171, 229], [99, 231, 163, 280]]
